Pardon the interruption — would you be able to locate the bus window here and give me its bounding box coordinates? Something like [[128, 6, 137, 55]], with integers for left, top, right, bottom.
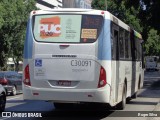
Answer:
[[119, 28, 125, 59], [111, 23, 119, 60], [125, 31, 131, 59], [135, 37, 141, 61], [32, 14, 103, 43]]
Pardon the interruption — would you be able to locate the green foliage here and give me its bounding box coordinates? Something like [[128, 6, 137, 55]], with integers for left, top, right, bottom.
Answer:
[[0, 0, 36, 71], [139, 0, 160, 56], [145, 29, 160, 56], [92, 0, 160, 56], [142, 0, 160, 31], [91, 0, 142, 32]]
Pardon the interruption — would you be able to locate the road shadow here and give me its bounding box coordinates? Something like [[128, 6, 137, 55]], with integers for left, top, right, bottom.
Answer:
[[43, 109, 114, 120], [3, 99, 115, 120], [128, 100, 157, 105]]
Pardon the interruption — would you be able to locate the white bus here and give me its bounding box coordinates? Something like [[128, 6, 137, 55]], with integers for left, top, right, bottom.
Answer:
[[23, 9, 144, 110]]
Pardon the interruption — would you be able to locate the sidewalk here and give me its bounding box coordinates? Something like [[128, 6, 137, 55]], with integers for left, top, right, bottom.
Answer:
[[147, 100, 160, 120]]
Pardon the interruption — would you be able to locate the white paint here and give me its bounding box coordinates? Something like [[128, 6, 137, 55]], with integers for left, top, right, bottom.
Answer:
[[7, 97, 20, 101]]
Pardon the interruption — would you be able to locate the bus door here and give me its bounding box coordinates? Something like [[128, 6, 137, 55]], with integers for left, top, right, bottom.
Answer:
[[112, 23, 120, 102]]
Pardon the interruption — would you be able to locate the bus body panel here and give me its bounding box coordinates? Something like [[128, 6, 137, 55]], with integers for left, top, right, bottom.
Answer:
[[23, 9, 111, 104], [23, 9, 144, 108], [23, 84, 111, 103], [33, 42, 99, 84]]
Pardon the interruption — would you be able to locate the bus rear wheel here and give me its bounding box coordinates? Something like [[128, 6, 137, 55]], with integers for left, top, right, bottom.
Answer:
[[54, 103, 63, 109], [116, 84, 126, 110], [132, 92, 137, 99], [54, 103, 73, 109], [132, 79, 141, 99]]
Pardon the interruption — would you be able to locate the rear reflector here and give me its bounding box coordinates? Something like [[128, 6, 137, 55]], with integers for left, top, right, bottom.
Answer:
[[98, 66, 107, 88], [101, 11, 105, 14], [33, 11, 36, 14], [33, 93, 39, 96], [24, 64, 31, 86], [60, 44, 70, 47]]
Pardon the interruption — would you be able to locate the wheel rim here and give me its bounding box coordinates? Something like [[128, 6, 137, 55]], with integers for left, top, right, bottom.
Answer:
[[13, 86, 17, 95]]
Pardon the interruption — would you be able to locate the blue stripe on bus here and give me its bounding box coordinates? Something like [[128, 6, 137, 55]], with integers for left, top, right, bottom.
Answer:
[[23, 19, 33, 59], [98, 20, 111, 60]]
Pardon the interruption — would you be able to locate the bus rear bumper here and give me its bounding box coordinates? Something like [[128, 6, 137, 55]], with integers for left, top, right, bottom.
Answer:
[[23, 85, 111, 104]]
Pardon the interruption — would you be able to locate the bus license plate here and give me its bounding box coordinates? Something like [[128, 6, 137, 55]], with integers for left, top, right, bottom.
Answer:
[[57, 80, 71, 86]]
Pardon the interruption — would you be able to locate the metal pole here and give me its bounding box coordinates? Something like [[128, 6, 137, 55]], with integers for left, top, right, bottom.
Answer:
[[105, 0, 107, 10]]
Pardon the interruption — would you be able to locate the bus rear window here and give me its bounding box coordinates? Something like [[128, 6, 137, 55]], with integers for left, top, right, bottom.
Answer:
[[33, 14, 103, 43]]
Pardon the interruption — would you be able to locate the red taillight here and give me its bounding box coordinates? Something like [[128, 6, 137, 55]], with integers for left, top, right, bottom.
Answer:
[[98, 66, 107, 88], [0, 78, 8, 85], [24, 64, 31, 86]]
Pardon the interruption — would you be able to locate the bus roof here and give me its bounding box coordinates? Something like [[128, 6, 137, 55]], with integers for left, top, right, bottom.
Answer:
[[31, 8, 142, 40]]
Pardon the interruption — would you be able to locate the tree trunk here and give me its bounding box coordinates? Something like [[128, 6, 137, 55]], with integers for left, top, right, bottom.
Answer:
[[15, 61, 19, 72]]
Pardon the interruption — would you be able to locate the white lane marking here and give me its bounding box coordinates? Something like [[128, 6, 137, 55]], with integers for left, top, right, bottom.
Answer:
[[1, 96, 22, 120], [0, 117, 10, 120], [7, 97, 20, 101]]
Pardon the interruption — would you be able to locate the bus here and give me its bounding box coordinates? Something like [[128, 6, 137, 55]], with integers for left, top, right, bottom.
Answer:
[[23, 8, 144, 110]]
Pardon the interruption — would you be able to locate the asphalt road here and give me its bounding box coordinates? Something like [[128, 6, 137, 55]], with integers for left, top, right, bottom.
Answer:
[[1, 71, 160, 120]]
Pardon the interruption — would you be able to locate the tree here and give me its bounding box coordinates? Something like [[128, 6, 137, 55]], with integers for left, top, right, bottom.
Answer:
[[0, 0, 11, 70], [10, 0, 37, 71], [0, 0, 36, 71], [139, 0, 160, 56], [144, 29, 160, 56], [141, 0, 160, 31], [92, 0, 160, 56], [91, 0, 142, 33]]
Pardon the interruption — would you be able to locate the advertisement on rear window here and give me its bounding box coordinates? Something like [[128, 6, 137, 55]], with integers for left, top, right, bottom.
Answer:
[[80, 15, 102, 43], [33, 14, 103, 43], [34, 15, 82, 43]]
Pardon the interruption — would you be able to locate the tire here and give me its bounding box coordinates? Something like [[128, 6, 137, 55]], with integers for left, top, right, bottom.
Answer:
[[54, 103, 63, 109], [0, 93, 6, 112], [54, 102, 76, 109], [126, 97, 131, 103], [132, 79, 140, 99], [11, 86, 17, 96], [116, 84, 126, 110], [132, 92, 137, 99], [54, 103, 70, 109]]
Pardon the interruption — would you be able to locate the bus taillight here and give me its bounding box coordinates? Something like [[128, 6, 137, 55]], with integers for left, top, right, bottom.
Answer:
[[98, 66, 107, 88], [24, 64, 31, 86]]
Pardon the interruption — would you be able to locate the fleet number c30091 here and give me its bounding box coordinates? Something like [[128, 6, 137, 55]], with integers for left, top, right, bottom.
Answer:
[[71, 60, 91, 67]]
